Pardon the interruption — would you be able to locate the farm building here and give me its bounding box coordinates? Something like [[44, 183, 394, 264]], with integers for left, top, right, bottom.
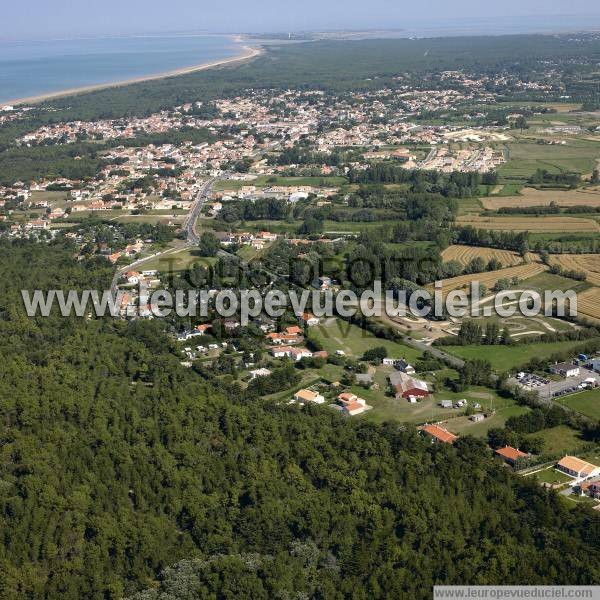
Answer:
[[389, 371, 429, 399], [469, 414, 485, 422]]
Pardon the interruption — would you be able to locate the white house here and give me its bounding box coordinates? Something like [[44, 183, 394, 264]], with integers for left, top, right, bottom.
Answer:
[[382, 358, 415, 374], [551, 362, 580, 378], [297, 312, 320, 327], [249, 368, 272, 380], [294, 389, 325, 404]]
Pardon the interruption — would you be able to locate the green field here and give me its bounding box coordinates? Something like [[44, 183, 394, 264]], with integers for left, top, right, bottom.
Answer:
[[445, 404, 530, 437], [560, 388, 600, 420], [310, 318, 422, 363], [530, 467, 573, 485], [521, 271, 592, 294], [134, 247, 217, 273], [500, 137, 600, 181], [526, 425, 587, 456], [444, 339, 598, 372]]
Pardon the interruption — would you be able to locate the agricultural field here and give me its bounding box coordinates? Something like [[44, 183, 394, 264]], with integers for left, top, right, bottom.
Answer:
[[559, 388, 600, 421], [457, 215, 600, 233], [441, 245, 523, 268], [548, 254, 600, 286], [576, 287, 600, 323], [432, 262, 547, 296], [481, 186, 600, 210], [500, 138, 600, 180]]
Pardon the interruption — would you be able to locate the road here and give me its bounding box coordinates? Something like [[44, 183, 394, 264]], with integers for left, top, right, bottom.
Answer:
[[110, 176, 218, 294], [185, 177, 216, 245]]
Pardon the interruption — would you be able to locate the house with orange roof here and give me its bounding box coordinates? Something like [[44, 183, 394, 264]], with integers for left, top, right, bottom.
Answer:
[[297, 312, 320, 327], [495, 446, 529, 466], [336, 392, 370, 416], [294, 389, 325, 404], [557, 456, 600, 480], [266, 332, 304, 345], [420, 424, 458, 444], [285, 325, 302, 336]]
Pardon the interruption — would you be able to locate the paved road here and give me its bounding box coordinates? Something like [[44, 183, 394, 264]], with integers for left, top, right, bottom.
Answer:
[[110, 176, 218, 294], [403, 336, 466, 369], [185, 178, 216, 245]]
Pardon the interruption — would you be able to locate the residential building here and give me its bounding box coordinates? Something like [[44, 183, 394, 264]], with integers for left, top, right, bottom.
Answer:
[[297, 312, 320, 327], [294, 389, 325, 404], [550, 362, 580, 378], [382, 358, 415, 374], [420, 424, 458, 444], [495, 446, 528, 466], [249, 368, 272, 380], [556, 456, 600, 480]]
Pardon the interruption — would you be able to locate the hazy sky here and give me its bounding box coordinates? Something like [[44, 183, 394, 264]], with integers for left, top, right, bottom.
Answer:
[[3, 0, 600, 39]]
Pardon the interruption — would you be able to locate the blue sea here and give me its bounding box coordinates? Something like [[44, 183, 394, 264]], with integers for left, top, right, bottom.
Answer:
[[0, 34, 242, 104]]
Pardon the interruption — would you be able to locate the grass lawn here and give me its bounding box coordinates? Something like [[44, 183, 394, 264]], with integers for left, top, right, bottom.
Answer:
[[522, 271, 592, 295], [531, 467, 573, 485], [444, 404, 530, 438], [560, 388, 600, 421], [134, 248, 217, 273], [444, 339, 599, 372], [309, 318, 422, 363], [526, 425, 586, 456]]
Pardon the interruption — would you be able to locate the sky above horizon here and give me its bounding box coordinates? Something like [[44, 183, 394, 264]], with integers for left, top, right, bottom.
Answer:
[[3, 1, 600, 40]]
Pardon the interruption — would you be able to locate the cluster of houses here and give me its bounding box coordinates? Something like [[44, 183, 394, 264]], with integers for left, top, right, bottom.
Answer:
[[216, 230, 278, 250], [292, 389, 372, 417]]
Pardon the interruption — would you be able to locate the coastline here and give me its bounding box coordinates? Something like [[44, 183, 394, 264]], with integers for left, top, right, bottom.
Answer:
[[6, 39, 262, 107]]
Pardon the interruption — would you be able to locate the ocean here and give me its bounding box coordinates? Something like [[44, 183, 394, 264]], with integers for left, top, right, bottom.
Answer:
[[0, 34, 242, 104]]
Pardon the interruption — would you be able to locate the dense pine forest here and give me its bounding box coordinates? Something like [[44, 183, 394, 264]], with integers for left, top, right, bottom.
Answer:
[[0, 240, 599, 598]]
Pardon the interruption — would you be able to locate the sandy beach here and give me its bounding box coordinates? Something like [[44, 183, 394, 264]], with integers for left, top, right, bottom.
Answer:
[[6, 40, 262, 107]]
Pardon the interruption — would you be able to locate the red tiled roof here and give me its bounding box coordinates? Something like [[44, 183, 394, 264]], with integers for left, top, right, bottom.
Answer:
[[495, 446, 528, 461], [421, 424, 458, 444]]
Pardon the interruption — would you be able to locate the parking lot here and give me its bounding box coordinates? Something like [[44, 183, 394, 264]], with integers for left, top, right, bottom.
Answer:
[[525, 367, 599, 402]]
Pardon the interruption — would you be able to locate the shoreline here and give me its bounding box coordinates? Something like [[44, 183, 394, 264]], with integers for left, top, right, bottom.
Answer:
[[5, 39, 262, 107]]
